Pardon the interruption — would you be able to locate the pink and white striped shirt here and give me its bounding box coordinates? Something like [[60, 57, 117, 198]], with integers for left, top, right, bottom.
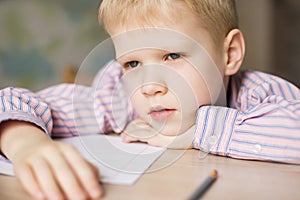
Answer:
[[1, 61, 300, 164]]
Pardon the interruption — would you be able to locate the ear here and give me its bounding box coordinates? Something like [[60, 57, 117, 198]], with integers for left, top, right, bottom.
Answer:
[[223, 29, 245, 76]]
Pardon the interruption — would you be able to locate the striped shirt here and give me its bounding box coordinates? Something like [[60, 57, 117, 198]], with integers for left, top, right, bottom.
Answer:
[[1, 61, 300, 164]]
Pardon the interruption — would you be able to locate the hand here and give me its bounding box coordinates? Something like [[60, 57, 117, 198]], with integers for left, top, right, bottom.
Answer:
[[0, 121, 103, 200], [121, 119, 195, 149]]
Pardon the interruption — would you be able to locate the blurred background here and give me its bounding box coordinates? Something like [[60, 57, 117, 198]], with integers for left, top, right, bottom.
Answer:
[[0, 0, 299, 91]]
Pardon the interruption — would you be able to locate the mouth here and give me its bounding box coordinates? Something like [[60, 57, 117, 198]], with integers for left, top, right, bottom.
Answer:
[[149, 106, 176, 121]]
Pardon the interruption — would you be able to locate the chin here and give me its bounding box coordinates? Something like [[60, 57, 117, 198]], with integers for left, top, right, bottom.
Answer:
[[151, 121, 192, 136], [143, 112, 195, 136]]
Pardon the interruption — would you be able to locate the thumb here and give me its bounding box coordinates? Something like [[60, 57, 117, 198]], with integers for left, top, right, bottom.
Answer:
[[166, 125, 195, 149]]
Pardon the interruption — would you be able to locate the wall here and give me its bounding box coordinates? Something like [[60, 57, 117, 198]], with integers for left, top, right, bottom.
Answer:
[[0, 0, 108, 90], [236, 0, 300, 87], [236, 0, 273, 72], [272, 0, 300, 87], [1, 0, 299, 90]]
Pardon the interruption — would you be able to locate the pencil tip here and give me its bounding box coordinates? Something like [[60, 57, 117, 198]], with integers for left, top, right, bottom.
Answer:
[[210, 169, 218, 179]]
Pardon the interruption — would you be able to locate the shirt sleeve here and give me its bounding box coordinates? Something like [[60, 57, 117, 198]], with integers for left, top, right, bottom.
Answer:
[[0, 84, 104, 138], [0, 87, 53, 136], [0, 60, 130, 139], [91, 60, 134, 134], [192, 71, 300, 164]]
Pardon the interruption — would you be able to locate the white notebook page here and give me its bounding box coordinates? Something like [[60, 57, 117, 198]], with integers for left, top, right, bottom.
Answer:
[[0, 134, 165, 185]]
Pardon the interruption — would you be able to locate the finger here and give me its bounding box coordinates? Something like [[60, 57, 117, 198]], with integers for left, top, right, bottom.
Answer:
[[130, 119, 149, 126], [167, 125, 195, 149], [123, 125, 172, 147], [88, 162, 101, 181], [124, 119, 153, 134], [147, 134, 173, 147], [44, 147, 88, 200], [31, 157, 64, 200], [124, 126, 158, 140], [60, 144, 103, 199], [14, 163, 45, 199], [121, 132, 139, 143]]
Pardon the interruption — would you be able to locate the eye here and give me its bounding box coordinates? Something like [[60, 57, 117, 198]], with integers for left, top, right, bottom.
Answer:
[[125, 61, 140, 68], [166, 53, 181, 60]]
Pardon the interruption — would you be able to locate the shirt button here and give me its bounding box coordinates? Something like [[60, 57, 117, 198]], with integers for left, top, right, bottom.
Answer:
[[253, 144, 262, 153]]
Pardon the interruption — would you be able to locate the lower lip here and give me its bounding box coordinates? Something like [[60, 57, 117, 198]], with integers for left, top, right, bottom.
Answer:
[[150, 109, 176, 121]]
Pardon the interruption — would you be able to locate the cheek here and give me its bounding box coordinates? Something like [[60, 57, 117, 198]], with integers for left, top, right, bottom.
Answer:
[[183, 49, 227, 105], [130, 92, 142, 109], [190, 77, 212, 106], [178, 65, 212, 106], [129, 92, 148, 117]]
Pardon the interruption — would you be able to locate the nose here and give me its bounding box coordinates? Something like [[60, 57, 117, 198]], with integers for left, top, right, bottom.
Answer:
[[141, 82, 168, 97], [137, 64, 168, 97]]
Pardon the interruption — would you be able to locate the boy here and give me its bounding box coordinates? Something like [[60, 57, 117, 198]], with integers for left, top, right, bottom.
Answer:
[[97, 0, 300, 159], [0, 0, 299, 199]]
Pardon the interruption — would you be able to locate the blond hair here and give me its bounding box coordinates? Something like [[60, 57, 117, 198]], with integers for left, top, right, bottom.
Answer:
[[98, 0, 238, 46]]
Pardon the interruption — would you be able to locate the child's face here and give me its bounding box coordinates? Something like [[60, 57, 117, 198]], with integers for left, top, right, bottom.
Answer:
[[108, 2, 227, 135]]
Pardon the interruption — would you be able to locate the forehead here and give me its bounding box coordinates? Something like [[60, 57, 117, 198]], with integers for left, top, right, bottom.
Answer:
[[107, 3, 212, 59], [112, 28, 202, 58]]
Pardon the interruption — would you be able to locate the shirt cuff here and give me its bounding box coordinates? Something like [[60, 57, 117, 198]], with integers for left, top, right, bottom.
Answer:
[[0, 111, 50, 136], [192, 106, 239, 156]]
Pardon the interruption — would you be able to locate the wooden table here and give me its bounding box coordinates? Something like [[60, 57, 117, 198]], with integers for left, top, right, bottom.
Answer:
[[1, 149, 300, 200]]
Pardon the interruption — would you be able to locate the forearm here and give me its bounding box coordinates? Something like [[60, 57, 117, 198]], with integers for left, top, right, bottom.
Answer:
[[0, 85, 100, 138], [0, 120, 103, 199], [193, 105, 300, 164], [0, 120, 50, 161]]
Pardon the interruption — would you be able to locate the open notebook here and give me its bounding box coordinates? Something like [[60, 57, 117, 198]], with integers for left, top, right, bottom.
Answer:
[[0, 135, 165, 185]]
